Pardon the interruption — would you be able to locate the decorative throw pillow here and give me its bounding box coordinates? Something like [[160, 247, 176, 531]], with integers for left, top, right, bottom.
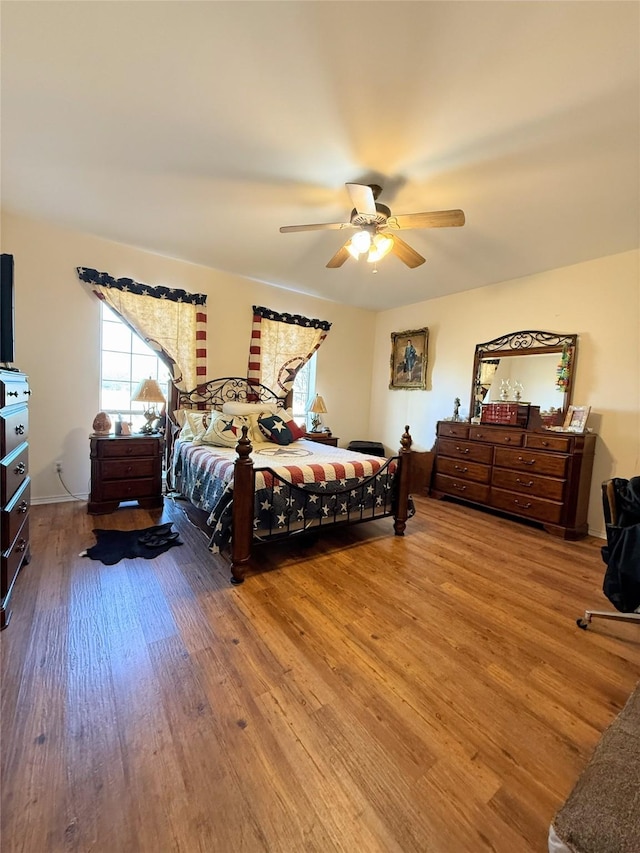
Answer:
[[180, 410, 211, 442], [258, 413, 306, 445], [199, 411, 249, 447]]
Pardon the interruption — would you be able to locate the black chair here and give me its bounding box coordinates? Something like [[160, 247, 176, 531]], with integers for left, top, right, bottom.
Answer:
[[577, 477, 640, 629]]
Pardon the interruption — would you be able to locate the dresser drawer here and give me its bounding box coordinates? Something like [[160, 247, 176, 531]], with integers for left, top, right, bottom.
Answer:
[[100, 478, 159, 502], [491, 468, 565, 501], [434, 474, 490, 504], [494, 447, 568, 478], [524, 433, 573, 452], [0, 375, 30, 409], [437, 438, 493, 465], [490, 487, 563, 524], [1, 516, 29, 597], [1, 444, 28, 506], [1, 477, 30, 548], [100, 458, 158, 480], [435, 456, 491, 484], [97, 438, 160, 459], [437, 422, 469, 439], [469, 427, 524, 447], [1, 408, 29, 458]]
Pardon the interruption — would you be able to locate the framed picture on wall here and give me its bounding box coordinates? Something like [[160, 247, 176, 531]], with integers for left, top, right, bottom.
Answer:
[[562, 405, 591, 432], [389, 328, 428, 390]]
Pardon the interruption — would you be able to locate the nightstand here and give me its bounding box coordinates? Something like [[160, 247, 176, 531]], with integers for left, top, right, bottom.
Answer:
[[304, 432, 339, 447], [88, 434, 164, 514]]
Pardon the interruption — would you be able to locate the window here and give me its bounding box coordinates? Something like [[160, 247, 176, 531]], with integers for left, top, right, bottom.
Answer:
[[100, 303, 171, 430], [290, 354, 316, 429]]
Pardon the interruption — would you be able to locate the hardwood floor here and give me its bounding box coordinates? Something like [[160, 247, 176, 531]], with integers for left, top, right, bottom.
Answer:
[[2, 496, 638, 852]]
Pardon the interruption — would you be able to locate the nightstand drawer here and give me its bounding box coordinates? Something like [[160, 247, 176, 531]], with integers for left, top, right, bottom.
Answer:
[[100, 458, 158, 480], [98, 438, 161, 458], [100, 478, 159, 502]]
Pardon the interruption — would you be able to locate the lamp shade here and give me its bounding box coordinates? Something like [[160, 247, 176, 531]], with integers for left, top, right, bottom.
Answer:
[[131, 378, 166, 404], [309, 394, 327, 414]]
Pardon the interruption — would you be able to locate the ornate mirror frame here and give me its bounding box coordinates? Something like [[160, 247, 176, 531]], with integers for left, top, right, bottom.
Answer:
[[469, 330, 577, 425]]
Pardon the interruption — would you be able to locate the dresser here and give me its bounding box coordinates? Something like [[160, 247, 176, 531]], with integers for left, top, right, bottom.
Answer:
[[1, 369, 31, 628], [89, 434, 164, 514], [432, 420, 596, 539]]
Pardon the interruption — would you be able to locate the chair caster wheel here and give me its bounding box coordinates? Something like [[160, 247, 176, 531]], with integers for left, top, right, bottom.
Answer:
[[577, 618, 589, 630]]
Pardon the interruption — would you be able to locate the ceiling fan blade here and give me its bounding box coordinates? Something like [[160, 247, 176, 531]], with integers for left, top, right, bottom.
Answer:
[[387, 209, 466, 230], [391, 235, 426, 268], [280, 222, 352, 233], [326, 243, 351, 268], [345, 183, 376, 216]]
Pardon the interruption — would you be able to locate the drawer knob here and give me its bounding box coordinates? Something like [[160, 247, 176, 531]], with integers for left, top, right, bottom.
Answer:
[[514, 499, 532, 509], [24, 389, 32, 396], [18, 500, 28, 514], [455, 446, 470, 454], [14, 462, 26, 475], [452, 482, 467, 491], [15, 424, 25, 435], [16, 538, 27, 553], [454, 465, 468, 473], [7, 390, 18, 397], [475, 433, 484, 439], [517, 456, 536, 466], [503, 437, 512, 443], [516, 478, 534, 488]]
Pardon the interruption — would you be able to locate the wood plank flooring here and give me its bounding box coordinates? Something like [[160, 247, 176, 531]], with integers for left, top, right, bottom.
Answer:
[[2, 496, 638, 852]]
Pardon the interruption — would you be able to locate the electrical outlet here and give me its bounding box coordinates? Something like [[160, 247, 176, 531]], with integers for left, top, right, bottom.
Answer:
[[55, 461, 62, 473]]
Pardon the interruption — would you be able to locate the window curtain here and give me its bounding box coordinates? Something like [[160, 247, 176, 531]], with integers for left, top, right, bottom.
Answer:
[[77, 267, 207, 391], [247, 305, 331, 398]]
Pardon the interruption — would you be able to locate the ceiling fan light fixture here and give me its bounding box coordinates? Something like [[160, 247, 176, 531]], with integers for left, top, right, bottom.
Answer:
[[367, 234, 394, 263], [351, 229, 371, 254]]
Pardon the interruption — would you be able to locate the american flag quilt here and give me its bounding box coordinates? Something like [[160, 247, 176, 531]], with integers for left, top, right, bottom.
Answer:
[[172, 439, 403, 552]]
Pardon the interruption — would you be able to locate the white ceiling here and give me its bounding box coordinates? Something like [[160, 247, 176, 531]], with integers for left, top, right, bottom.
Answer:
[[2, 1, 639, 311]]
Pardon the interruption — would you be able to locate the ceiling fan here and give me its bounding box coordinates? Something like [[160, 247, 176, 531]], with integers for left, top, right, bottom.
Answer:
[[279, 183, 465, 270]]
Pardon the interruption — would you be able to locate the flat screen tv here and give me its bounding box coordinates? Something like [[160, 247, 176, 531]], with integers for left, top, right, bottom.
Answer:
[[0, 254, 15, 365]]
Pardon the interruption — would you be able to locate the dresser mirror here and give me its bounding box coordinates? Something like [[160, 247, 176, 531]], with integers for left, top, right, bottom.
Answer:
[[469, 330, 577, 426]]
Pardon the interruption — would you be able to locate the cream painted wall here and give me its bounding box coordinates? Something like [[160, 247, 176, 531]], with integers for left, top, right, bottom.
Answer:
[[1, 211, 376, 503], [371, 250, 640, 537]]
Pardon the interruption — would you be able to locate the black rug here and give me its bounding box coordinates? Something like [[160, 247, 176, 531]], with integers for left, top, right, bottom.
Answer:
[[81, 522, 183, 565]]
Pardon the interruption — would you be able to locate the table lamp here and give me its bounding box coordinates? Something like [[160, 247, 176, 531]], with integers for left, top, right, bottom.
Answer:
[[131, 377, 165, 434], [309, 394, 327, 432]]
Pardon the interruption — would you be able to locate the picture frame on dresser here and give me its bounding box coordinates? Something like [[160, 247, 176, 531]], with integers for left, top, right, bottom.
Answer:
[[562, 405, 591, 433]]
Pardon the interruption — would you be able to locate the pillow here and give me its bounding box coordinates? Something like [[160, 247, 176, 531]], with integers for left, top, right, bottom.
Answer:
[[221, 401, 283, 416], [199, 411, 250, 447], [181, 410, 211, 442], [258, 413, 306, 446]]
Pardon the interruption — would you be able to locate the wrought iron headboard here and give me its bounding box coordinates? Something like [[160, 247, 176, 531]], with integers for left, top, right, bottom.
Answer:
[[171, 376, 285, 414]]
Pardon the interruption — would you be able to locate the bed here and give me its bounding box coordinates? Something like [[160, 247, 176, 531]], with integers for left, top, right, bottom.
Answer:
[[168, 378, 415, 583]]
